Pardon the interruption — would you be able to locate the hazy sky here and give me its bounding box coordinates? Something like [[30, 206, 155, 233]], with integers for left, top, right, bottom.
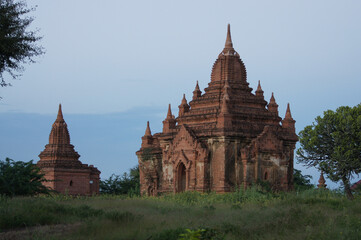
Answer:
[[1, 0, 360, 188]]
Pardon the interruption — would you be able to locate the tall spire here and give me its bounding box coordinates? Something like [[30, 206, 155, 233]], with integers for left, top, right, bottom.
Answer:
[[57, 104, 63, 121], [222, 24, 237, 56], [39, 104, 79, 161], [144, 121, 152, 136], [225, 24, 233, 49], [48, 104, 70, 145]]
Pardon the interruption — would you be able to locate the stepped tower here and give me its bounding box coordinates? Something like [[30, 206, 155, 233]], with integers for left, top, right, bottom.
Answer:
[[136, 25, 298, 196], [37, 104, 100, 195]]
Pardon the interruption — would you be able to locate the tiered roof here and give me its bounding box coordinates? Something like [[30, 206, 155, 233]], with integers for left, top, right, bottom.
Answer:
[[173, 24, 290, 139], [38, 104, 97, 171]]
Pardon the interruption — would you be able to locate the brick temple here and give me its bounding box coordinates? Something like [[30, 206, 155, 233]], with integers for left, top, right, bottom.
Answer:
[[136, 25, 298, 196], [37, 104, 100, 195]]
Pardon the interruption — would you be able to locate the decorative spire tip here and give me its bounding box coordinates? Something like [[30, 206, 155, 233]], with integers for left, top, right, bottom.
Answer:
[[256, 80, 263, 91], [167, 104, 172, 118], [145, 121, 152, 136], [57, 103, 63, 120], [225, 23, 233, 49], [285, 103, 293, 119]]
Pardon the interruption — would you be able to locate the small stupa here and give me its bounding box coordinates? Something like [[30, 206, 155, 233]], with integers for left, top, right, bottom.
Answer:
[[37, 104, 100, 195], [317, 171, 327, 189]]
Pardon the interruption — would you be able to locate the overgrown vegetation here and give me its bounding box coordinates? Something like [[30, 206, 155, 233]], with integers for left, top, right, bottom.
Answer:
[[297, 104, 361, 199], [99, 166, 140, 196], [1, 188, 361, 239], [0, 158, 50, 196], [293, 168, 314, 191]]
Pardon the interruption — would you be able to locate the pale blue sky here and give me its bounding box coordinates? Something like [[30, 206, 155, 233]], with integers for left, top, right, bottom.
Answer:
[[0, 0, 360, 188]]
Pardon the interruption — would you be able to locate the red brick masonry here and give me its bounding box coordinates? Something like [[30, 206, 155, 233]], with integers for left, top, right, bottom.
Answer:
[[137, 25, 298, 196], [37, 104, 100, 195]]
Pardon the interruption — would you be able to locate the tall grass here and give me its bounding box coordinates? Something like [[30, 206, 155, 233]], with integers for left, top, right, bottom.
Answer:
[[1, 188, 361, 240]]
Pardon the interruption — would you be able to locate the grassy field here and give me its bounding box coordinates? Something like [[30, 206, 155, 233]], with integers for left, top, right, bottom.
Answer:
[[1, 188, 361, 240]]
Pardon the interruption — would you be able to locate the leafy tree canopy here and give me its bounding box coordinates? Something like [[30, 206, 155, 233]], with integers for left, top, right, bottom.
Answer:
[[293, 169, 314, 191], [100, 166, 140, 196], [0, 0, 44, 87], [297, 104, 361, 199], [0, 158, 50, 196]]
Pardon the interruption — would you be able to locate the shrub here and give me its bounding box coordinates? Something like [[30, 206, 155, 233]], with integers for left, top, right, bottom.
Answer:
[[0, 158, 50, 196]]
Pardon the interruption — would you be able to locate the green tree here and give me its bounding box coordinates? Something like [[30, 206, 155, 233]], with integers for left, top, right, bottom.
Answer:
[[293, 169, 314, 191], [297, 104, 361, 199], [100, 166, 140, 196], [0, 158, 50, 196], [0, 0, 44, 87]]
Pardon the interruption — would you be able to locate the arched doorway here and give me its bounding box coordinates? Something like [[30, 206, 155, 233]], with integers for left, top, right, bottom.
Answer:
[[177, 162, 186, 192]]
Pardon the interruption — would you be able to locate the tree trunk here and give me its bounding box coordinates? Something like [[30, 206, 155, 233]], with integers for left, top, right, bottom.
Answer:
[[342, 176, 354, 200]]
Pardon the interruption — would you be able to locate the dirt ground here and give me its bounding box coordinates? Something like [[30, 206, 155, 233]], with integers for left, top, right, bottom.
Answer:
[[0, 223, 81, 240]]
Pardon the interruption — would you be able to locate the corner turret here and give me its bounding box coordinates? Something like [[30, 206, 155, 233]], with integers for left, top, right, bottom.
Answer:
[[193, 81, 202, 99], [142, 121, 153, 148], [282, 103, 296, 131], [267, 92, 279, 115], [163, 104, 176, 133], [178, 94, 190, 117], [255, 80, 264, 98]]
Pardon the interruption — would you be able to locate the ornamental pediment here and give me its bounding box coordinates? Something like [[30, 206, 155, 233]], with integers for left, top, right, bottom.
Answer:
[[170, 125, 207, 157], [253, 126, 283, 152]]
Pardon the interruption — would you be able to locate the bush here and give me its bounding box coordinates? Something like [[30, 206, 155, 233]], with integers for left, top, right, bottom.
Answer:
[[293, 168, 314, 191], [0, 158, 50, 196], [100, 166, 140, 196]]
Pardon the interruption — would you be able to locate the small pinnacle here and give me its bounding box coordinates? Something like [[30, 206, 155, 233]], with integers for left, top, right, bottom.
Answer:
[[181, 94, 188, 105], [145, 121, 152, 136], [167, 104, 172, 119], [256, 80, 262, 92], [195, 81, 200, 91], [268, 93, 278, 113], [270, 92, 276, 104], [193, 81, 202, 99], [285, 103, 293, 119]]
